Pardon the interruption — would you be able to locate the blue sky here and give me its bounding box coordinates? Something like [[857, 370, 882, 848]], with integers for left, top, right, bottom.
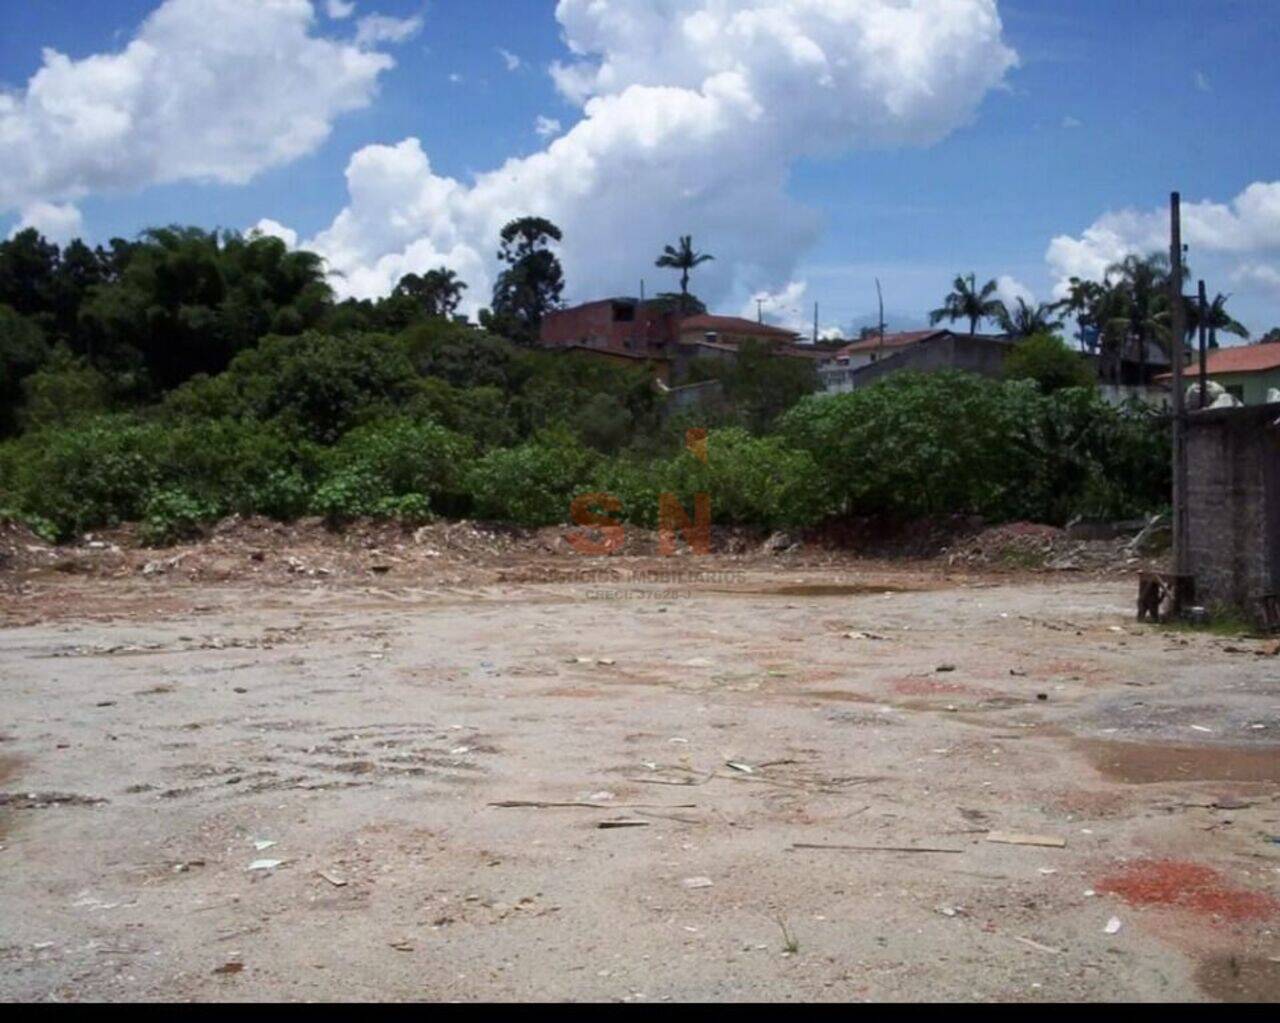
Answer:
[[2, 0, 1278, 335]]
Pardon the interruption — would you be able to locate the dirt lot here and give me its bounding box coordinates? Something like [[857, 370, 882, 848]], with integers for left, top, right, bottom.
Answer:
[[1, 532, 1278, 1002]]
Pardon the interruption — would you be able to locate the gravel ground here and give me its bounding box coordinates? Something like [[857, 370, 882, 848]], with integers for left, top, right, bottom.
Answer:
[[0, 558, 1277, 1002]]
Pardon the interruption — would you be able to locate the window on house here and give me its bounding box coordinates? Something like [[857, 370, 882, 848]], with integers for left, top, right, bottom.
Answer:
[[612, 302, 636, 323]]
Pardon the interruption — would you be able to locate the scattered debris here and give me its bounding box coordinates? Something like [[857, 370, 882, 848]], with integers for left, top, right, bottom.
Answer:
[[213, 962, 244, 975], [1104, 916, 1123, 935], [317, 870, 348, 887], [725, 761, 754, 774], [986, 831, 1066, 849], [1012, 935, 1064, 955], [252, 839, 276, 851], [936, 664, 957, 673], [597, 819, 650, 829], [247, 859, 283, 871], [682, 876, 715, 889]]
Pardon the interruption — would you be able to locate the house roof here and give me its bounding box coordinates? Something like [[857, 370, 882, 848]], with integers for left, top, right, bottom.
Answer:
[[678, 314, 799, 338], [835, 329, 949, 356], [1154, 343, 1280, 382]]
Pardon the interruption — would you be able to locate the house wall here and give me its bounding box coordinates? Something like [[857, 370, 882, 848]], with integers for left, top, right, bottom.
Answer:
[[1207, 369, 1280, 406], [1184, 403, 1280, 618], [823, 334, 1013, 393], [540, 301, 676, 352]]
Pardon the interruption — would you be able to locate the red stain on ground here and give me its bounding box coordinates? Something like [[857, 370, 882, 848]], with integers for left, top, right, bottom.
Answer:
[[890, 676, 989, 697], [1097, 859, 1280, 922]]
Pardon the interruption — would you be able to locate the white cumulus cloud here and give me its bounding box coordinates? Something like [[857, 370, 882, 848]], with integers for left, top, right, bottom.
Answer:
[[12, 201, 85, 244], [302, 0, 1017, 311], [249, 218, 299, 249], [354, 12, 423, 48], [498, 48, 523, 72], [326, 0, 356, 18], [533, 115, 563, 139], [0, 0, 412, 225]]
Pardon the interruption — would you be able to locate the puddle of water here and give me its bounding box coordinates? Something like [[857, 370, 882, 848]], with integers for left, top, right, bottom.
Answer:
[[1195, 957, 1280, 1002], [1080, 739, 1280, 784]]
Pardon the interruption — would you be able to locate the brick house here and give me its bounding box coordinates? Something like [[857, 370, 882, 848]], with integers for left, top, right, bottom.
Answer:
[[538, 299, 813, 383]]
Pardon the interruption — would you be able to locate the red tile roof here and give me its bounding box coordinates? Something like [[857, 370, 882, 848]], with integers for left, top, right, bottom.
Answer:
[[1154, 343, 1280, 381], [679, 314, 798, 338]]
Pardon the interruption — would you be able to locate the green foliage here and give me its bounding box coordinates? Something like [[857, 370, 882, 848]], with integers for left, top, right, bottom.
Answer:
[[487, 217, 565, 344], [311, 418, 472, 523], [0, 305, 51, 434], [781, 371, 1169, 525], [687, 340, 819, 433], [1004, 333, 1096, 394], [140, 488, 219, 547], [206, 331, 418, 443], [18, 345, 112, 431], [658, 428, 827, 529], [468, 433, 599, 525]]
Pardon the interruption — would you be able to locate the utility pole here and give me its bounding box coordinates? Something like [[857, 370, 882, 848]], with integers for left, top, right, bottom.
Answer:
[[757, 298, 763, 324], [1169, 192, 1188, 577], [813, 302, 819, 345], [1197, 280, 1208, 409], [875, 277, 886, 351]]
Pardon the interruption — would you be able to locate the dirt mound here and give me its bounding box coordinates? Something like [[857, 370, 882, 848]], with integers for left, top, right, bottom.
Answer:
[[0, 518, 56, 575], [942, 521, 1160, 574], [804, 515, 989, 559]]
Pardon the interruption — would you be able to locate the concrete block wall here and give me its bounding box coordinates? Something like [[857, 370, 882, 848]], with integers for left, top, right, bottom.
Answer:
[[1184, 403, 1280, 616]]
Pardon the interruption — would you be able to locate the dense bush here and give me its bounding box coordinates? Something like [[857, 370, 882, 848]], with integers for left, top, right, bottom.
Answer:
[[467, 433, 600, 526], [0, 416, 318, 540], [781, 371, 1169, 524], [311, 418, 472, 524], [1004, 333, 1096, 394]]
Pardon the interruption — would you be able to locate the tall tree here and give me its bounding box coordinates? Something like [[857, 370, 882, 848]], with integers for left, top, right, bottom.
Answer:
[[929, 274, 1004, 334], [1105, 253, 1171, 383], [488, 217, 564, 344], [655, 235, 714, 298], [996, 297, 1064, 338], [1051, 277, 1105, 352], [394, 267, 468, 319]]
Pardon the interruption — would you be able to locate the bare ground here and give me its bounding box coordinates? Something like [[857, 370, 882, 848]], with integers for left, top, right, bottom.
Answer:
[[0, 538, 1277, 1002]]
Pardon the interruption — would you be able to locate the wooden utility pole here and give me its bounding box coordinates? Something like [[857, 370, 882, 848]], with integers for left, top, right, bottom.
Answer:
[[757, 298, 764, 324], [1169, 192, 1188, 577], [1197, 280, 1208, 409], [812, 302, 819, 345]]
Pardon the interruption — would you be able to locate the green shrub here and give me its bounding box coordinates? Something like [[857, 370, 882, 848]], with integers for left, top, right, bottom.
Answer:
[[140, 488, 219, 546], [311, 418, 472, 524], [781, 371, 1169, 525], [1004, 333, 1096, 394], [212, 331, 419, 442], [658, 428, 828, 529], [468, 433, 600, 526]]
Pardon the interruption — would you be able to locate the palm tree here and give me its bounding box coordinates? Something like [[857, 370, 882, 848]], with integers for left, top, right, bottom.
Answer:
[[1050, 277, 1105, 352], [1105, 253, 1172, 383], [655, 235, 714, 298], [996, 297, 1064, 338], [1187, 292, 1249, 350], [929, 273, 1004, 335]]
